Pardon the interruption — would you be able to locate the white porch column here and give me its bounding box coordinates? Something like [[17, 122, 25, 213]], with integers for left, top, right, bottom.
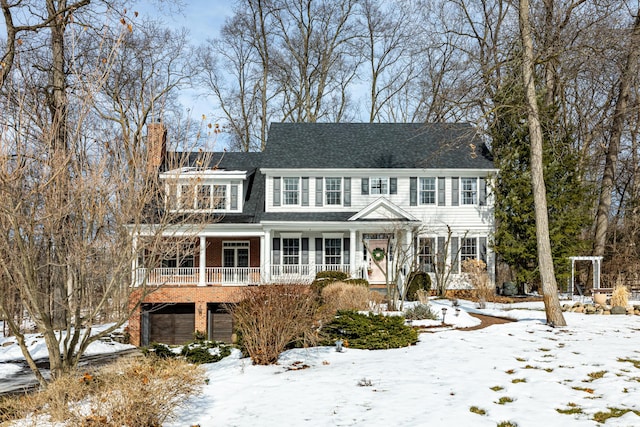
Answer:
[[349, 229, 356, 278], [131, 235, 138, 286], [262, 229, 271, 283], [199, 236, 206, 286]]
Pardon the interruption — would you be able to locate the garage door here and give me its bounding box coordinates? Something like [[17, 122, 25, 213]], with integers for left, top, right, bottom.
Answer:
[[208, 304, 234, 343], [147, 304, 195, 345]]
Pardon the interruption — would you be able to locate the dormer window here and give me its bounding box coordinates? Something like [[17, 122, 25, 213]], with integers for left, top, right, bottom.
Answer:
[[170, 181, 239, 212]]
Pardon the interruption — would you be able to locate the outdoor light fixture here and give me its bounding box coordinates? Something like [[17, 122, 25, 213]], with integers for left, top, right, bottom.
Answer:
[[455, 308, 461, 317], [335, 339, 344, 352], [441, 307, 448, 324]]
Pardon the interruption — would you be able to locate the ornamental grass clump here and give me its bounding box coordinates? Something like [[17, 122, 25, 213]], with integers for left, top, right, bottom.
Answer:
[[611, 283, 630, 308]]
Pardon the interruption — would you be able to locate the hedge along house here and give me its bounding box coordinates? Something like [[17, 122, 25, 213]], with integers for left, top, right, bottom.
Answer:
[[128, 122, 497, 346]]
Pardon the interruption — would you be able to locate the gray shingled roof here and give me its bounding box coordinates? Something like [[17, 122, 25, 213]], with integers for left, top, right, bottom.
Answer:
[[260, 123, 493, 169]]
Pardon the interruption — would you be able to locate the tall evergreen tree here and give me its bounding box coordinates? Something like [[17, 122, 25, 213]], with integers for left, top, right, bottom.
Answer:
[[491, 76, 593, 291]]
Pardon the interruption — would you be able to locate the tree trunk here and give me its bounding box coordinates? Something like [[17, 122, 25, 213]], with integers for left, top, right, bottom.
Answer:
[[593, 9, 640, 257], [519, 0, 566, 326]]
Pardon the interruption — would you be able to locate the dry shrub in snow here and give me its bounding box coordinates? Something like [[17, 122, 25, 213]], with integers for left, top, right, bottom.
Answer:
[[321, 281, 372, 315], [231, 284, 320, 365], [611, 283, 630, 308], [462, 259, 493, 306], [1, 356, 203, 426]]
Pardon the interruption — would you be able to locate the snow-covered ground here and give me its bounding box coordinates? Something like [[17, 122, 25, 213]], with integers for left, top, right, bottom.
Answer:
[[2, 300, 640, 426]]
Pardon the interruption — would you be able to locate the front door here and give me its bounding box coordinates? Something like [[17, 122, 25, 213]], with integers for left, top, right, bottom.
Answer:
[[366, 239, 388, 283], [223, 241, 249, 283]]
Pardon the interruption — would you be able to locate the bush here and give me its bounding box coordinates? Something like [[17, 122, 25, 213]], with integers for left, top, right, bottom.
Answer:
[[320, 281, 374, 317], [143, 342, 176, 359], [320, 310, 418, 350], [230, 284, 320, 365], [406, 272, 432, 301], [1, 357, 203, 426], [404, 303, 439, 320], [311, 270, 350, 293], [462, 259, 494, 306], [181, 341, 232, 364]]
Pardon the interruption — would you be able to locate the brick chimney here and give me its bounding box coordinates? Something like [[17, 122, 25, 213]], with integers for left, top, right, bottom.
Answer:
[[147, 119, 167, 174]]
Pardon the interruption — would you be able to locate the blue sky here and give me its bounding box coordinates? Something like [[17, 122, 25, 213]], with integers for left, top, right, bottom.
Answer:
[[133, 1, 234, 122]]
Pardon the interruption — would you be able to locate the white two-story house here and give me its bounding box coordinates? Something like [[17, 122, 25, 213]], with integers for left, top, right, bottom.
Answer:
[[128, 122, 496, 346]]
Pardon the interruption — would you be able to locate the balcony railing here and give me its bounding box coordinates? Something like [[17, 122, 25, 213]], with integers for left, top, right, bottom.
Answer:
[[135, 264, 360, 286]]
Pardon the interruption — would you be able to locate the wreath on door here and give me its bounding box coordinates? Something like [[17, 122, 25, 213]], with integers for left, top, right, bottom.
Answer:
[[371, 248, 386, 262]]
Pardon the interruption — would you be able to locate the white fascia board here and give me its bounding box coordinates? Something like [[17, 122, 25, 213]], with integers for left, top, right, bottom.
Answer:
[[132, 224, 264, 237], [260, 168, 499, 176], [261, 220, 420, 232], [160, 168, 248, 180]]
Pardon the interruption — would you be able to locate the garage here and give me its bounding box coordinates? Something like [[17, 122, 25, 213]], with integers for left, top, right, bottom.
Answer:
[[141, 303, 195, 346], [208, 303, 234, 343]]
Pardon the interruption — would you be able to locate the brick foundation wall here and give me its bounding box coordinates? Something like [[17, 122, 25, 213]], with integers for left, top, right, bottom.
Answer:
[[128, 285, 245, 346]]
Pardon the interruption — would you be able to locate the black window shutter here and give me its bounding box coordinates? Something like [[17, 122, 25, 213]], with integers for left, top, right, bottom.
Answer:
[[437, 236, 445, 270], [344, 177, 351, 206], [272, 237, 280, 264], [302, 238, 309, 264], [451, 237, 459, 274], [438, 177, 445, 206], [410, 177, 417, 206], [479, 177, 487, 206], [390, 177, 397, 195], [343, 237, 350, 264], [273, 177, 281, 207], [480, 237, 487, 263], [315, 178, 323, 206], [361, 178, 369, 195], [301, 177, 309, 206], [451, 177, 459, 206], [315, 238, 323, 264]]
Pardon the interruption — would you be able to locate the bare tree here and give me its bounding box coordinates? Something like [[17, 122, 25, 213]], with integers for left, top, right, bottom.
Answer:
[[593, 7, 640, 257], [518, 0, 566, 326], [0, 5, 210, 386]]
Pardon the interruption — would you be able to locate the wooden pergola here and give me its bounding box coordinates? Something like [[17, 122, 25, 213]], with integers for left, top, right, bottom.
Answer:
[[569, 256, 603, 299]]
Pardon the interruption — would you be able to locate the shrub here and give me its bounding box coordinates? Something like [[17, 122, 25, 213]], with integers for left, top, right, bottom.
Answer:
[[462, 259, 493, 306], [181, 341, 232, 364], [321, 281, 373, 315], [320, 310, 418, 350], [230, 284, 320, 365], [1, 357, 203, 426], [405, 272, 432, 301], [611, 284, 630, 308], [143, 342, 176, 359], [404, 303, 439, 320], [311, 270, 350, 293]]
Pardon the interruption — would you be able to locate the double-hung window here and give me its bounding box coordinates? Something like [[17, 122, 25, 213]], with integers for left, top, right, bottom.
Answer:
[[283, 177, 300, 205], [213, 185, 227, 210], [461, 178, 478, 205], [325, 178, 342, 205], [419, 177, 436, 205], [324, 238, 342, 265], [460, 237, 477, 262], [370, 178, 388, 195], [282, 238, 300, 265], [197, 184, 211, 209], [418, 237, 435, 272]]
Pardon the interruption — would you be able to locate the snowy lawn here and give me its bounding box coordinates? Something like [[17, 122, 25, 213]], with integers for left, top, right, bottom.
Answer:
[[2, 301, 640, 426], [169, 299, 640, 427]]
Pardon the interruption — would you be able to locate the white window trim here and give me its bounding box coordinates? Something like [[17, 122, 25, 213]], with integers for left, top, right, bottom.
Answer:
[[461, 177, 478, 206], [419, 177, 436, 205], [370, 177, 389, 195], [282, 177, 301, 206], [324, 177, 343, 206]]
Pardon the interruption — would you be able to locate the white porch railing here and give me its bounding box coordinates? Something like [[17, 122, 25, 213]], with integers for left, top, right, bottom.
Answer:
[[136, 264, 361, 286], [136, 267, 260, 286]]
